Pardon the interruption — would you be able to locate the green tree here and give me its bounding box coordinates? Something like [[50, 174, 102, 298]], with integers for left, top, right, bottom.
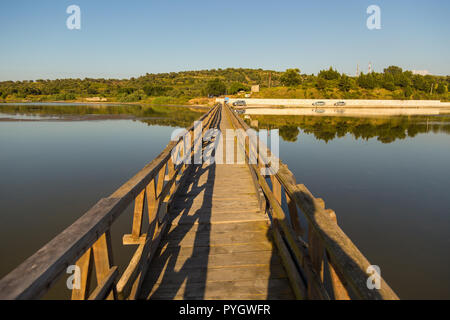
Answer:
[[384, 66, 403, 75], [404, 86, 413, 98], [205, 78, 227, 96], [318, 67, 340, 80], [315, 77, 327, 90], [228, 82, 249, 94], [436, 83, 447, 94], [383, 81, 396, 91], [358, 73, 377, 89], [280, 69, 302, 87], [338, 75, 351, 92]]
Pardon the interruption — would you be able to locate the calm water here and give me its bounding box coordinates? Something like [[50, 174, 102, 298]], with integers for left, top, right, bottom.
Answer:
[[254, 114, 450, 299], [0, 105, 449, 299]]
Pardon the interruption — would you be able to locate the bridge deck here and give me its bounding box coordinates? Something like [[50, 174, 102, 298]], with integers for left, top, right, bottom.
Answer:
[[138, 107, 294, 300]]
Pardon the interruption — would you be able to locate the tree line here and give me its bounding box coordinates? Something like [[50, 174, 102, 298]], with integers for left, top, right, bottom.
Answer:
[[0, 67, 448, 103], [249, 115, 450, 143]]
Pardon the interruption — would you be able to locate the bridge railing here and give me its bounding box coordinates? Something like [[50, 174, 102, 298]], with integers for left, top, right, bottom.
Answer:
[[224, 104, 399, 300], [0, 104, 221, 300]]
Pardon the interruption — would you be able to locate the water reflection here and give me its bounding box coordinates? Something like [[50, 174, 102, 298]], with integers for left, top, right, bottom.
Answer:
[[1, 105, 449, 299], [0, 103, 206, 128], [244, 113, 450, 299], [246, 115, 450, 143]]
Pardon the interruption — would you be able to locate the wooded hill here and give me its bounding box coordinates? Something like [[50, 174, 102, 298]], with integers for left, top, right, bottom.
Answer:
[[0, 67, 448, 104]]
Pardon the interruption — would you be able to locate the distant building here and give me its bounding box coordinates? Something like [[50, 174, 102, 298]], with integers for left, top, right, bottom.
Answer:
[[251, 85, 260, 93], [412, 70, 431, 76]]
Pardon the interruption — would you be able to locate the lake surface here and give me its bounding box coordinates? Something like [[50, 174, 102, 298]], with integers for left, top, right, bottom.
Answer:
[[0, 104, 449, 299]]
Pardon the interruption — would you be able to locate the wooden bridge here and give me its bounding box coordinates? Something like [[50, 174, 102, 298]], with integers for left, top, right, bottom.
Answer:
[[0, 104, 398, 300]]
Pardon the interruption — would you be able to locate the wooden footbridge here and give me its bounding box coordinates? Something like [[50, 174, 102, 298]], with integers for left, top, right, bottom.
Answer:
[[0, 104, 398, 300]]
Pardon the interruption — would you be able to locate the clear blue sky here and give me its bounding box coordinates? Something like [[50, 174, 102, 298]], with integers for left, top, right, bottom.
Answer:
[[0, 0, 449, 80]]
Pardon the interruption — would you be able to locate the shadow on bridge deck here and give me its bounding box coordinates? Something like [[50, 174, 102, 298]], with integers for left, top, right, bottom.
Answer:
[[137, 106, 294, 300]]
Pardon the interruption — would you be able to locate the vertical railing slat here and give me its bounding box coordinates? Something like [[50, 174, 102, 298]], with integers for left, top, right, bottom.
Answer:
[[71, 248, 93, 300], [324, 210, 351, 300], [131, 189, 146, 239], [92, 231, 117, 300]]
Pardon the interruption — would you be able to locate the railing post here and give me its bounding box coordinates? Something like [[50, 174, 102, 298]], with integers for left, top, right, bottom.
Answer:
[[325, 210, 351, 300], [92, 231, 117, 300], [131, 189, 146, 239], [270, 176, 282, 205], [285, 191, 305, 237], [71, 248, 93, 300]]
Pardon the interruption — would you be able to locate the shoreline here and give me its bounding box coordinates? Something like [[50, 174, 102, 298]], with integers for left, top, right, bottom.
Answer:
[[243, 107, 450, 117], [0, 100, 211, 110], [218, 98, 450, 108]]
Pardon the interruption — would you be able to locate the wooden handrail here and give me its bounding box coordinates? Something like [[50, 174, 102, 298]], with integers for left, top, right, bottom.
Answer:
[[224, 104, 399, 300], [0, 104, 221, 300]]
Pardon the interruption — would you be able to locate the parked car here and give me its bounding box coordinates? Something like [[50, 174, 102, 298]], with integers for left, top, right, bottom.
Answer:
[[233, 100, 247, 106], [334, 101, 346, 106], [235, 109, 245, 115], [312, 101, 325, 106]]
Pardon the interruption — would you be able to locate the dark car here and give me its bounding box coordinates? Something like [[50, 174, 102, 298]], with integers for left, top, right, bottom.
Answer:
[[312, 101, 325, 106], [232, 100, 247, 106], [334, 101, 346, 106]]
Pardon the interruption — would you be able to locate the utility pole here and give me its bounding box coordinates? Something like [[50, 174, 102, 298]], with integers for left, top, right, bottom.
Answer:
[[268, 72, 272, 88]]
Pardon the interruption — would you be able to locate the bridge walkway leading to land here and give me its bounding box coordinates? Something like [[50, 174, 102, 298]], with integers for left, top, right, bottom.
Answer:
[[138, 106, 294, 299], [0, 103, 398, 301]]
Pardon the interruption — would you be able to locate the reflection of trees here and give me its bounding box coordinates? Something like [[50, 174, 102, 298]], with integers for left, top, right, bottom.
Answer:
[[252, 115, 450, 144], [0, 104, 204, 128], [279, 126, 300, 142]]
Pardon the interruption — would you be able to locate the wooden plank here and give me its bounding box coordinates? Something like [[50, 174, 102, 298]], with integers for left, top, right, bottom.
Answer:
[[324, 210, 351, 300], [270, 175, 282, 205], [172, 201, 259, 211], [157, 241, 273, 257], [163, 292, 294, 300], [150, 250, 279, 270], [131, 189, 146, 239], [92, 233, 113, 283], [88, 267, 118, 300], [169, 211, 267, 225], [71, 248, 93, 300], [167, 220, 269, 235], [160, 230, 271, 247], [148, 278, 294, 300], [286, 191, 305, 237], [92, 231, 116, 300], [307, 223, 325, 299], [272, 228, 306, 300], [117, 218, 168, 299], [145, 264, 288, 287]]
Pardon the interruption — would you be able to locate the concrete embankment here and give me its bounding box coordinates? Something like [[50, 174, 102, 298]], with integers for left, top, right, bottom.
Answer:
[[216, 98, 450, 108], [243, 107, 450, 117]]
